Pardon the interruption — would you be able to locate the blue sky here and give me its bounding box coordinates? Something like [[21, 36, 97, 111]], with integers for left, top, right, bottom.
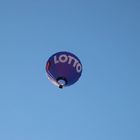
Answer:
[[0, 0, 140, 140]]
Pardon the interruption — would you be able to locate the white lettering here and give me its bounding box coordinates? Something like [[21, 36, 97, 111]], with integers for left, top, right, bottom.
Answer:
[[68, 55, 79, 67], [67, 55, 73, 65], [73, 57, 79, 68], [76, 63, 82, 73], [54, 55, 59, 64], [59, 54, 68, 63], [53, 54, 82, 73]]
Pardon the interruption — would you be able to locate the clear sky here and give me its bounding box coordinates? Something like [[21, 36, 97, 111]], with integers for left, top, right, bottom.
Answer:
[[0, 0, 140, 140]]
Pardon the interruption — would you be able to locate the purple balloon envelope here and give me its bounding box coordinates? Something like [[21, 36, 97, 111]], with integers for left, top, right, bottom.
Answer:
[[46, 51, 82, 88]]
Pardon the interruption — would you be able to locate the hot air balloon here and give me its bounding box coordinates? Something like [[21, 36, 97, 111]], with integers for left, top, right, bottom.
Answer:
[[46, 51, 82, 88]]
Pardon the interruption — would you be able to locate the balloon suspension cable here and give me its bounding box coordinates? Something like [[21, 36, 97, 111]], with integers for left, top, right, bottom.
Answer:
[[47, 72, 60, 87]]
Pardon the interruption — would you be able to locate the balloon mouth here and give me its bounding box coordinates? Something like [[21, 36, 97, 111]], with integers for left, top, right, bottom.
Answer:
[[56, 77, 68, 89]]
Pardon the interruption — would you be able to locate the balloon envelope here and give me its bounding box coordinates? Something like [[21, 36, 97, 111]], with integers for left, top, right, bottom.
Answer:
[[46, 51, 82, 88]]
